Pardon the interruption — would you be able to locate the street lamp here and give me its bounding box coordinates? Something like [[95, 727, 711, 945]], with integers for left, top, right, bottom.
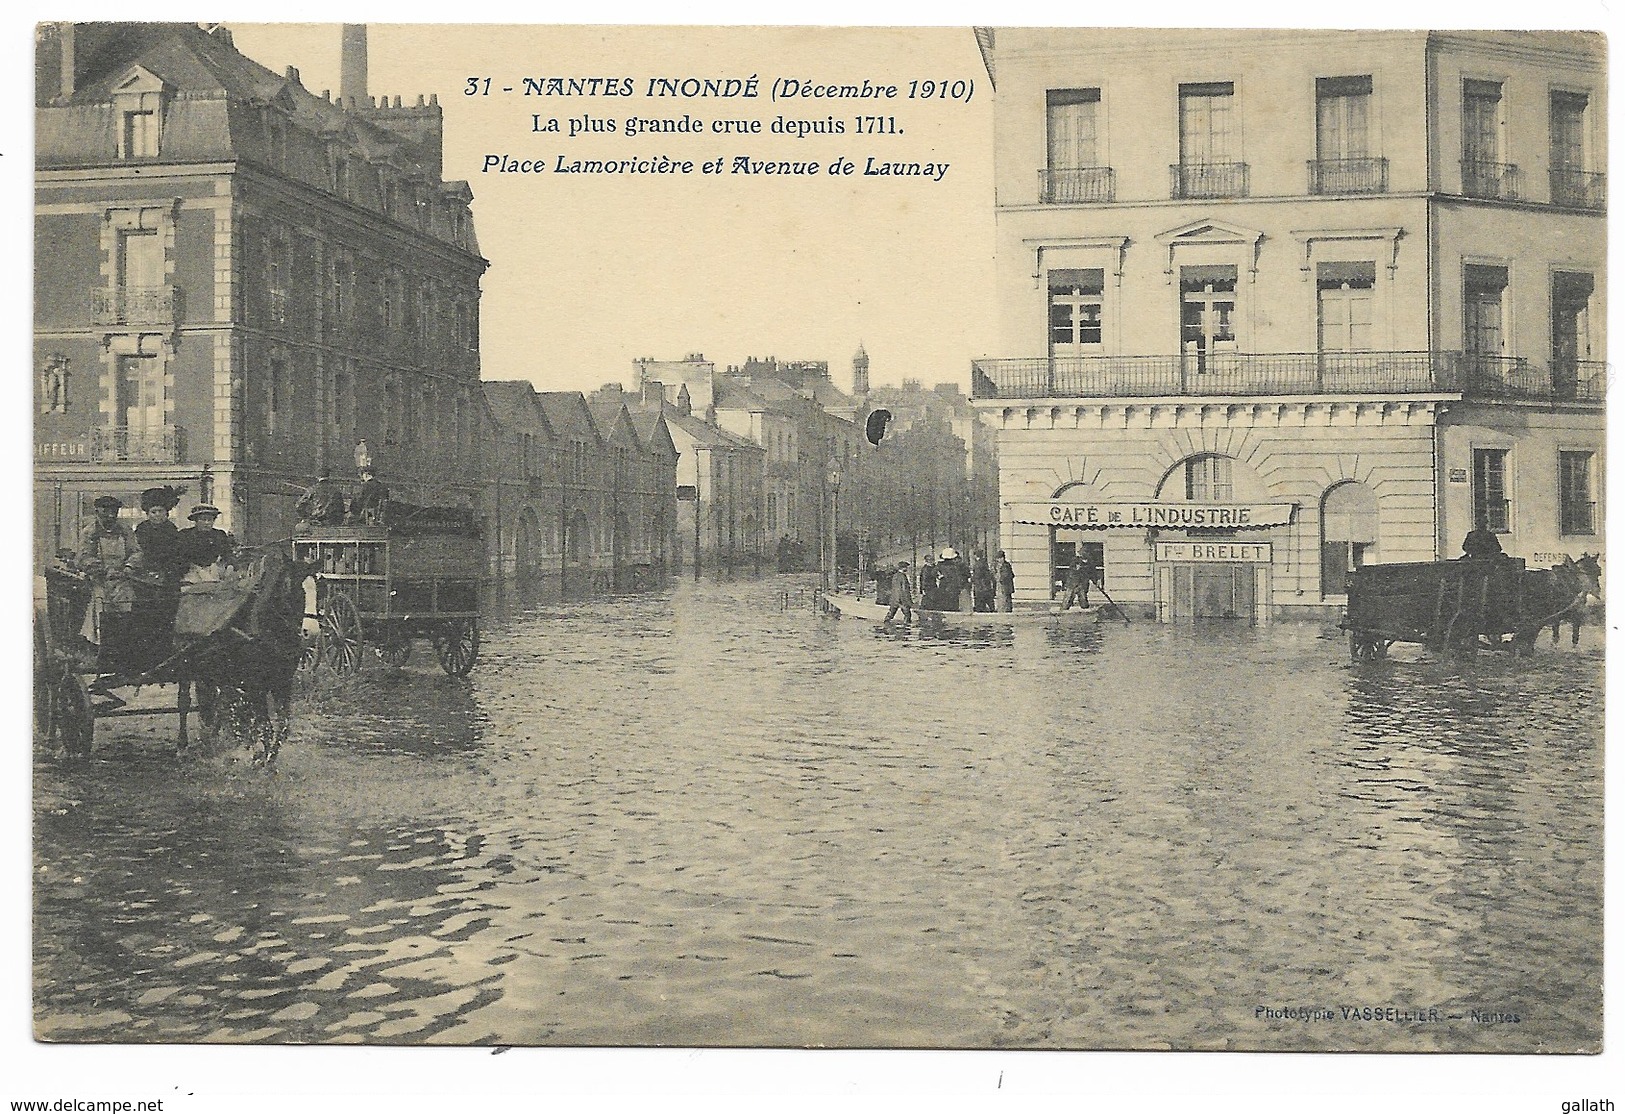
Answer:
[[827, 457, 842, 592]]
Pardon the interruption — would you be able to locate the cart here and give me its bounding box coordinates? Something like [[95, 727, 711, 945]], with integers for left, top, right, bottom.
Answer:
[[294, 507, 483, 677], [34, 553, 306, 762], [1341, 557, 1530, 660]]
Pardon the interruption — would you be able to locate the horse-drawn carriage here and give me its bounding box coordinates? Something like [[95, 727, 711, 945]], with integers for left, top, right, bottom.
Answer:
[[295, 503, 482, 677], [1342, 553, 1600, 661], [34, 548, 311, 763]]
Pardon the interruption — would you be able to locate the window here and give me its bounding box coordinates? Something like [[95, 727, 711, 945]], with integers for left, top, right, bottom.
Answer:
[[1180, 265, 1238, 372], [1185, 454, 1234, 502], [1316, 76, 1371, 161], [1321, 482, 1378, 597], [1463, 264, 1508, 365], [1551, 271, 1594, 398], [1048, 268, 1105, 354], [1180, 82, 1234, 163], [1317, 261, 1376, 353], [118, 229, 164, 317], [123, 110, 158, 158], [1550, 91, 1587, 174], [1472, 447, 1510, 533], [1047, 89, 1100, 168], [267, 356, 286, 435], [1559, 451, 1595, 536]]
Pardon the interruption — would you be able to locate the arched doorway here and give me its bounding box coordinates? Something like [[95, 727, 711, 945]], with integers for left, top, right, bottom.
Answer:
[[1321, 481, 1378, 599]]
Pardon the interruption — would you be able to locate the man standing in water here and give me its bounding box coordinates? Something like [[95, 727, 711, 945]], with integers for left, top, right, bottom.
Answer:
[[883, 560, 915, 625], [995, 551, 1015, 612]]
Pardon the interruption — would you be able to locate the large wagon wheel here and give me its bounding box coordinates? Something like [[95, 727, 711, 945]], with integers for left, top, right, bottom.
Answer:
[[376, 624, 413, 667], [320, 591, 364, 676], [433, 618, 479, 677]]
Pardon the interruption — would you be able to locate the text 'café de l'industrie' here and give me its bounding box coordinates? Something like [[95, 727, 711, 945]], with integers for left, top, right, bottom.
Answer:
[[970, 28, 1605, 621]]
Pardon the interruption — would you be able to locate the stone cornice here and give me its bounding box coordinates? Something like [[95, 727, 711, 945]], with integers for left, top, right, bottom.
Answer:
[[974, 396, 1451, 431]]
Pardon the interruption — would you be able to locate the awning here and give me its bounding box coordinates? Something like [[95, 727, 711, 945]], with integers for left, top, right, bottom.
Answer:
[[1009, 500, 1297, 529]]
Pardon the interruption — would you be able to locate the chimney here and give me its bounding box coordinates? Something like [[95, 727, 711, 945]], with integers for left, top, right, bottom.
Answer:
[[59, 22, 75, 99], [340, 24, 368, 109]]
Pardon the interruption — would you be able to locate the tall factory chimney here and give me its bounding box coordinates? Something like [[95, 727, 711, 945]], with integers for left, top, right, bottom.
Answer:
[[340, 24, 368, 108]]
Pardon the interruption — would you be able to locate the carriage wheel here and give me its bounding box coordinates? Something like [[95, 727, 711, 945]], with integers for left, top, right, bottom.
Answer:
[[435, 619, 479, 677], [376, 627, 413, 668], [320, 592, 364, 676]]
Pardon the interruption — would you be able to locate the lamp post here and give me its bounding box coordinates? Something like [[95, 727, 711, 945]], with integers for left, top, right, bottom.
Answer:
[[827, 458, 842, 593]]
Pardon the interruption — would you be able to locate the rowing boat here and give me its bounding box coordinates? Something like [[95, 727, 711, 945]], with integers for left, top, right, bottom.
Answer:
[[821, 592, 1110, 624]]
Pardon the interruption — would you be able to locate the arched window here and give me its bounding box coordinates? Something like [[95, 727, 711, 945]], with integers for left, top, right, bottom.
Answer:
[[1184, 454, 1233, 501], [1321, 481, 1378, 597]]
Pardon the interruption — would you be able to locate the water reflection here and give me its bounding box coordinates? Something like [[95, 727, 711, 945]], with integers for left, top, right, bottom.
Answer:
[[35, 576, 1602, 1050]]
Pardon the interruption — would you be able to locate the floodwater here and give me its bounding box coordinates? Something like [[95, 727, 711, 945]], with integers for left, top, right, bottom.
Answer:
[[33, 575, 1604, 1050]]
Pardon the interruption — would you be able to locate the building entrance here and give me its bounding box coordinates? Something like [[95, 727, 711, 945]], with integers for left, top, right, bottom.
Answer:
[[1172, 563, 1254, 619], [1050, 533, 1104, 600]]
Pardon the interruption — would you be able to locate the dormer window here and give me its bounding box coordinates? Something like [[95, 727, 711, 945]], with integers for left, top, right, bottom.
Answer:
[[112, 65, 170, 159]]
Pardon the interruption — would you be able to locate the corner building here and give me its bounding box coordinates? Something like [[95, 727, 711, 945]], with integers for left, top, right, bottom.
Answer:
[[971, 29, 1605, 619], [34, 23, 487, 563]]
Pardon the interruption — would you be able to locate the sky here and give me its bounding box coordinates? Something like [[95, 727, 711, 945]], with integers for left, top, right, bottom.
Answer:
[[228, 24, 997, 397]]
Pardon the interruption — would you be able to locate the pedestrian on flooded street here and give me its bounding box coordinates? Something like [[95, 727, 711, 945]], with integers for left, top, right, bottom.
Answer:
[[995, 550, 1015, 612], [971, 550, 995, 612], [884, 560, 914, 624], [1061, 559, 1091, 610], [919, 553, 939, 610]]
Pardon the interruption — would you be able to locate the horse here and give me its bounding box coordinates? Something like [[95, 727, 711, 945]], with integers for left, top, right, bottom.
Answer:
[[1515, 553, 1602, 652], [185, 548, 318, 766]]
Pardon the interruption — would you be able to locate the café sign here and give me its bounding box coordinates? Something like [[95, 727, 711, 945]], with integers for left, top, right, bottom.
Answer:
[[1015, 501, 1297, 529], [1156, 541, 1272, 563]]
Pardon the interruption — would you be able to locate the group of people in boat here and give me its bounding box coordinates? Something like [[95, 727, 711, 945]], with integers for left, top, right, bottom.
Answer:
[[65, 486, 237, 658], [878, 547, 1017, 623]]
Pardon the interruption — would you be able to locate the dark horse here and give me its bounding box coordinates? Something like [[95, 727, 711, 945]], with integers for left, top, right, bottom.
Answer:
[[186, 549, 317, 766], [1515, 553, 1602, 652]]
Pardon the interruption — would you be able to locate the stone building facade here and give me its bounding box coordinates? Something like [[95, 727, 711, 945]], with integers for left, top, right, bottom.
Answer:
[[34, 22, 487, 563]]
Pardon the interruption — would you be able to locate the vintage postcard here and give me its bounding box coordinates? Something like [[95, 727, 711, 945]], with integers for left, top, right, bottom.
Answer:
[[19, 13, 1612, 1106]]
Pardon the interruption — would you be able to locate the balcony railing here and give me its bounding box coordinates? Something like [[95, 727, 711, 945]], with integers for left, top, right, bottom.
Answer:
[[1461, 159, 1521, 201], [91, 285, 178, 325], [1039, 166, 1116, 203], [1170, 161, 1248, 199], [1308, 157, 1389, 195], [1551, 358, 1609, 402], [1549, 169, 1606, 211], [88, 425, 186, 463], [969, 352, 1606, 403]]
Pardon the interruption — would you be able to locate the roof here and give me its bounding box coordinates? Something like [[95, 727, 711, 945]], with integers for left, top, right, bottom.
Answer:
[[480, 381, 557, 439], [664, 410, 761, 452], [536, 391, 603, 442]]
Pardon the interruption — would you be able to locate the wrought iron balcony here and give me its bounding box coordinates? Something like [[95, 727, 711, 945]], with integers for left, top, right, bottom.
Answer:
[[1550, 358, 1608, 402], [91, 285, 178, 326], [969, 352, 1606, 404], [1308, 157, 1389, 195], [1039, 166, 1116, 203], [1549, 169, 1606, 211], [1461, 160, 1520, 201], [88, 425, 186, 463], [1170, 161, 1248, 199]]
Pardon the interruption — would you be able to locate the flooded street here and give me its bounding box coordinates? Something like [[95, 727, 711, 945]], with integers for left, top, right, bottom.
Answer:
[[34, 575, 1603, 1051]]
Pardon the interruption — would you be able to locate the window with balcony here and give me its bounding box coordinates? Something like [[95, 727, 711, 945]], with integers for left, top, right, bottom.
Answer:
[[1175, 82, 1246, 198], [1462, 79, 1518, 199], [1549, 91, 1603, 209], [115, 354, 170, 460], [1312, 76, 1385, 193], [1048, 269, 1105, 356], [1551, 271, 1595, 399], [1472, 447, 1510, 533], [107, 227, 166, 325], [1463, 264, 1508, 379], [1044, 89, 1112, 202], [1559, 451, 1595, 536]]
